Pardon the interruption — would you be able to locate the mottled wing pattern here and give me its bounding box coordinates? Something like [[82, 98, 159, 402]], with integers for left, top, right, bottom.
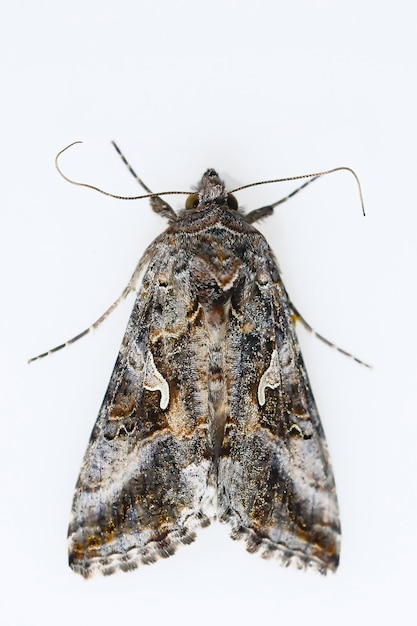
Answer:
[[66, 166, 342, 578], [218, 233, 341, 573], [68, 240, 215, 578]]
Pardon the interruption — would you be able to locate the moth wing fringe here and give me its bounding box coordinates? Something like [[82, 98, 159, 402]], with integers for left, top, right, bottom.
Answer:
[[68, 512, 212, 579], [228, 523, 336, 575]]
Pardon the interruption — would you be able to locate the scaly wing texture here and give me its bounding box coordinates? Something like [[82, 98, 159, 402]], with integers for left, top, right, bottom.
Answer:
[[218, 234, 341, 573], [68, 240, 215, 578], [67, 191, 341, 577]]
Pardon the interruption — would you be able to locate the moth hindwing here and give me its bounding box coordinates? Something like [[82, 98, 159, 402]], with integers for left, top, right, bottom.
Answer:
[[68, 167, 340, 577]]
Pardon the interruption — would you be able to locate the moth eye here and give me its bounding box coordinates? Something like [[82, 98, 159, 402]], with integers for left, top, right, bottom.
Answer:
[[186, 193, 199, 210], [227, 193, 238, 211]]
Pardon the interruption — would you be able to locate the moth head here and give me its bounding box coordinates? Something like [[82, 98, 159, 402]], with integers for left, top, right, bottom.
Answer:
[[186, 169, 238, 212]]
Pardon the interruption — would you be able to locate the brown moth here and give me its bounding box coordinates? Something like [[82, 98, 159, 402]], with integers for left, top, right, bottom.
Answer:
[[62, 157, 341, 578]]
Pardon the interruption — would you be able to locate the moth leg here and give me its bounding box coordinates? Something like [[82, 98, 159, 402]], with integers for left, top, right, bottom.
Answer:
[[291, 303, 371, 368], [244, 177, 319, 224], [28, 245, 153, 363], [111, 141, 177, 220], [149, 196, 178, 220]]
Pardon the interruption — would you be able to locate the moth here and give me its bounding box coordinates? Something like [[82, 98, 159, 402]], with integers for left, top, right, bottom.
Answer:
[[34, 145, 364, 578]]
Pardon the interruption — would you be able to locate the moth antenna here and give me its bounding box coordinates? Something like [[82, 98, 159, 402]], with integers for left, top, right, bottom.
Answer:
[[232, 166, 365, 216], [55, 141, 189, 201]]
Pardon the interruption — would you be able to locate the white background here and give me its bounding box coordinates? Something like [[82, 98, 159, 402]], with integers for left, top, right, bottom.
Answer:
[[2, 1, 416, 625]]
